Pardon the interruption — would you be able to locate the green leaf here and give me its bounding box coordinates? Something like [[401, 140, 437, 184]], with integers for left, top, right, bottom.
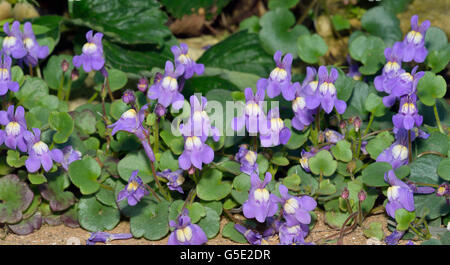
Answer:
[[361, 162, 392, 187], [197, 169, 232, 201], [197, 207, 221, 239], [437, 158, 450, 181], [68, 156, 101, 195], [49, 111, 74, 144], [284, 120, 309, 149], [43, 54, 74, 90], [416, 72, 447, 106], [259, 8, 309, 57], [268, 0, 299, 9], [363, 222, 384, 240], [28, 173, 47, 185], [426, 47, 450, 73], [168, 200, 206, 224], [73, 109, 97, 135], [271, 153, 290, 166], [0, 175, 34, 224], [11, 66, 25, 86], [381, 0, 412, 14], [297, 33, 328, 64], [158, 150, 179, 172], [366, 131, 394, 160], [309, 150, 337, 176], [39, 171, 75, 212], [129, 199, 170, 240], [415, 194, 450, 220], [222, 222, 247, 243], [198, 30, 274, 77], [425, 27, 448, 52], [117, 151, 154, 183], [395, 209, 415, 231], [361, 6, 402, 46], [318, 180, 337, 195], [282, 174, 301, 190], [239, 16, 260, 34], [364, 93, 386, 117], [69, 0, 172, 45], [160, 0, 231, 19], [331, 14, 351, 31], [7, 212, 42, 235], [409, 155, 443, 185], [6, 150, 27, 168], [325, 211, 349, 228], [416, 132, 449, 155], [78, 196, 120, 232], [331, 140, 353, 162], [160, 130, 184, 155], [349, 35, 386, 75], [94, 68, 128, 92]]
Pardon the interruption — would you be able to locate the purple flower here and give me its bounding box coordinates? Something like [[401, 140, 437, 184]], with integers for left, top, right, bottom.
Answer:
[[2, 21, 27, 59], [383, 66, 424, 107], [301, 67, 319, 96], [278, 222, 312, 245], [86, 231, 132, 245], [22, 22, 49, 66], [274, 184, 317, 226], [137, 77, 149, 92], [306, 66, 346, 114], [346, 55, 362, 81], [393, 95, 423, 131], [291, 81, 315, 131], [61, 146, 81, 171], [385, 230, 405, 245], [376, 143, 409, 170], [0, 51, 19, 95], [171, 43, 204, 79], [178, 134, 214, 171], [374, 42, 404, 96], [299, 149, 318, 172], [168, 209, 208, 245], [259, 108, 291, 147], [436, 183, 449, 197], [24, 128, 63, 173], [401, 15, 430, 63], [234, 224, 273, 245], [117, 170, 149, 206], [231, 87, 266, 134], [73, 30, 105, 72], [235, 145, 259, 176], [147, 61, 185, 110], [242, 172, 279, 223], [406, 181, 435, 195], [324, 129, 344, 144], [122, 89, 136, 105], [157, 169, 185, 194], [108, 105, 155, 162], [385, 170, 414, 219], [257, 50, 295, 100], [0, 105, 27, 152]]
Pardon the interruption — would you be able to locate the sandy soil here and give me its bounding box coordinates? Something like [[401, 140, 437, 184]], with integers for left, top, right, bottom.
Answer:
[[0, 210, 416, 245]]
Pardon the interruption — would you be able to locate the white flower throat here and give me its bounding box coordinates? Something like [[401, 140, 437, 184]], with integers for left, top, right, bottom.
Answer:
[[270, 67, 287, 82], [5, 121, 20, 136]]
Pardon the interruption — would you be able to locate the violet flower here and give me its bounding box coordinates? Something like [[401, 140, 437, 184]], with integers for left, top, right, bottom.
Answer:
[[306, 66, 346, 114], [231, 87, 266, 134], [234, 145, 259, 176], [278, 222, 312, 245], [86, 231, 132, 245], [257, 50, 295, 100], [73, 30, 105, 72], [401, 15, 430, 63], [291, 82, 315, 131], [0, 105, 27, 152], [385, 230, 405, 245], [107, 105, 155, 162], [385, 170, 414, 219], [393, 95, 423, 131], [346, 55, 362, 81], [178, 134, 214, 171], [137, 77, 149, 92], [60, 145, 81, 171], [0, 51, 19, 95], [436, 183, 449, 197], [374, 42, 404, 97], [117, 170, 149, 206], [168, 209, 207, 245], [242, 172, 279, 223], [157, 169, 185, 194], [301, 67, 319, 97], [171, 43, 204, 79], [22, 22, 49, 66], [24, 128, 63, 173], [147, 61, 185, 110], [259, 108, 291, 147], [299, 148, 321, 173], [383, 66, 424, 107], [376, 143, 409, 170], [406, 181, 435, 195], [275, 184, 317, 226], [234, 224, 272, 245], [324, 129, 344, 144], [2, 21, 27, 59]]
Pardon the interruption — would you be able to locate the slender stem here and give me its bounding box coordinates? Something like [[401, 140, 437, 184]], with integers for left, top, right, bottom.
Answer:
[[345, 198, 353, 214], [417, 151, 446, 158], [28, 63, 33, 76], [57, 74, 65, 100], [363, 112, 374, 137], [337, 212, 358, 245], [297, 0, 318, 25], [192, 169, 199, 184], [106, 77, 114, 101], [357, 200, 363, 227], [36, 65, 42, 78], [143, 182, 161, 202], [356, 129, 362, 159], [433, 104, 445, 134], [362, 128, 393, 140], [87, 92, 98, 103], [409, 223, 425, 239], [252, 136, 258, 152], [153, 118, 159, 153], [65, 79, 72, 102], [150, 160, 171, 202]]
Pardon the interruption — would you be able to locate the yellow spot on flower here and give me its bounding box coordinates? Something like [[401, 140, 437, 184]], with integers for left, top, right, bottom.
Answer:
[[5, 121, 20, 136], [254, 188, 269, 202]]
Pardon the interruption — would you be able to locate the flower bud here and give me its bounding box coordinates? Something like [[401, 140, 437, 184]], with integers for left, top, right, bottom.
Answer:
[[61, 59, 69, 72], [339, 120, 347, 130], [71, 68, 79, 81], [137, 77, 149, 92], [318, 131, 325, 144], [154, 72, 163, 84], [100, 67, 109, 78], [358, 190, 366, 202], [341, 187, 349, 200], [155, 103, 166, 117], [122, 90, 136, 105], [188, 166, 196, 175], [346, 160, 356, 174], [353, 117, 362, 132]]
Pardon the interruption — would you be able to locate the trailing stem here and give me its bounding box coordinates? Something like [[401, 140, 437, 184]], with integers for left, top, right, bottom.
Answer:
[[433, 104, 445, 134]]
